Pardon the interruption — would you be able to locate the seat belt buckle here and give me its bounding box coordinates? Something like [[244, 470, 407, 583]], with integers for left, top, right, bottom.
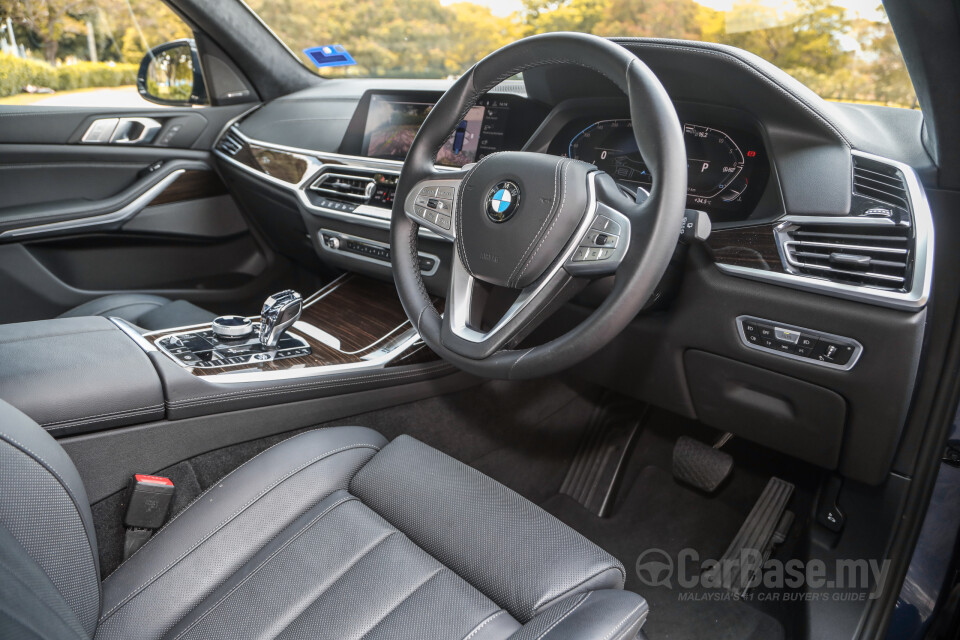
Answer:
[[124, 474, 175, 530]]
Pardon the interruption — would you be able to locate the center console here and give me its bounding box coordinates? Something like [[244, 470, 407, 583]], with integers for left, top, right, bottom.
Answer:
[[0, 275, 450, 436]]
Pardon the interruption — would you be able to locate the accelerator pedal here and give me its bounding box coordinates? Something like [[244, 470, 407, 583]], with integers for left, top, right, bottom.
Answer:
[[702, 477, 795, 595], [560, 395, 646, 517], [672, 435, 734, 493]]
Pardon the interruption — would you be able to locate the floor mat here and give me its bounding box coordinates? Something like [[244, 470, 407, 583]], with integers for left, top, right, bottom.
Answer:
[[543, 465, 786, 640]]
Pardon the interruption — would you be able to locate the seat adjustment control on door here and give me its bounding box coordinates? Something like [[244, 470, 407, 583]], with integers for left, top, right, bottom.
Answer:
[[736, 315, 863, 370]]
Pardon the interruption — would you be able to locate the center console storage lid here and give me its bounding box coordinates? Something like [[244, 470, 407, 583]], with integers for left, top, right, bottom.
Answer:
[[0, 316, 164, 436]]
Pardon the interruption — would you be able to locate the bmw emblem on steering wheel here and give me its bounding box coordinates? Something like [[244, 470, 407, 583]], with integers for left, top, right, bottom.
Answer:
[[486, 181, 521, 223]]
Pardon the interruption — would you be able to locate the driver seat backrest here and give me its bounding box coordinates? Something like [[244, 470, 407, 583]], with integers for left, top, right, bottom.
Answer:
[[0, 399, 99, 639]]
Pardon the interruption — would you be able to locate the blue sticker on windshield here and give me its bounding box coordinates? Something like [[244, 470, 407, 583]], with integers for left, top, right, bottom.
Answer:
[[303, 45, 356, 68]]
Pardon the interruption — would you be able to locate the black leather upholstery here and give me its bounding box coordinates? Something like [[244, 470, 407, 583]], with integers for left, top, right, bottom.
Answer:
[[0, 400, 648, 640], [58, 294, 216, 331], [0, 317, 165, 435], [0, 400, 101, 637]]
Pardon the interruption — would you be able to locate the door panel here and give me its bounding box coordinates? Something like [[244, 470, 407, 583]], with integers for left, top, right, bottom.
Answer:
[[0, 103, 287, 325]]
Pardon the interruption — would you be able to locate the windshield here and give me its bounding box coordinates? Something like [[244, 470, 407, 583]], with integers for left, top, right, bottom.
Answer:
[[244, 0, 916, 109]]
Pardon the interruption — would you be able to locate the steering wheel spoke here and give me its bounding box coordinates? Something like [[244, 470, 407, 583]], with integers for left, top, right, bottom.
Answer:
[[442, 249, 576, 359], [402, 170, 467, 241]]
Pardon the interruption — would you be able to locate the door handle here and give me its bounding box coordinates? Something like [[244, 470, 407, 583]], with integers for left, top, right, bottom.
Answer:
[[80, 117, 162, 145], [111, 117, 162, 144]]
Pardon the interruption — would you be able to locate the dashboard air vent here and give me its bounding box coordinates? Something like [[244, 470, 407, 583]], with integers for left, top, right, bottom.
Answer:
[[218, 132, 243, 156], [779, 223, 911, 290], [853, 156, 909, 210], [310, 172, 376, 201]]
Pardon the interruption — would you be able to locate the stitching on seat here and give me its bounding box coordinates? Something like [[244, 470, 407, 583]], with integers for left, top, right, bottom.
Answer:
[[600, 600, 647, 640], [269, 528, 400, 638], [461, 609, 507, 640], [169, 494, 358, 640], [359, 566, 445, 637], [535, 592, 590, 640], [0, 430, 101, 598], [105, 428, 354, 574], [98, 443, 382, 623], [534, 565, 626, 615]]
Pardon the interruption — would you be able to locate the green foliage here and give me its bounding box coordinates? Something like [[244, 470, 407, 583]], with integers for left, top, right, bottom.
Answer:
[[54, 60, 137, 90], [0, 52, 56, 96], [1, 0, 919, 108], [0, 53, 135, 96]]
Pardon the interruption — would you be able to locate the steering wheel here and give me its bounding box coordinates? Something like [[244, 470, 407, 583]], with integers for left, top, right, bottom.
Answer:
[[391, 33, 687, 380]]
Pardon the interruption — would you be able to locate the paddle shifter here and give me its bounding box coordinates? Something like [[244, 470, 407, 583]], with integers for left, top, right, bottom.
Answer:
[[259, 290, 303, 348]]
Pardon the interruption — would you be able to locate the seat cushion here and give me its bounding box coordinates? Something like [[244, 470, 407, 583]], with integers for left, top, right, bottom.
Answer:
[[95, 428, 647, 640], [59, 294, 216, 331]]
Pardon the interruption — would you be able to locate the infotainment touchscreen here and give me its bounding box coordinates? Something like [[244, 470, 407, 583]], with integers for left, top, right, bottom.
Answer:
[[362, 95, 486, 166]]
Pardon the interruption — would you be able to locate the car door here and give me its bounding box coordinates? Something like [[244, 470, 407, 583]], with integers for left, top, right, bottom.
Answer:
[[0, 1, 280, 324]]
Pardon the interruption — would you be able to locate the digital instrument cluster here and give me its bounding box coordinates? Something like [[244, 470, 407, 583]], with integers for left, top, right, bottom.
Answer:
[[551, 118, 770, 220]]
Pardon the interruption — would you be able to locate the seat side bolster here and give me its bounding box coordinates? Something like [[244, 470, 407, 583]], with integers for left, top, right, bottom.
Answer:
[[508, 590, 649, 640]]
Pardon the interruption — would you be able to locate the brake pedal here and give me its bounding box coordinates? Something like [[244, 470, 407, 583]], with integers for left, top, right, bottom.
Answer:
[[672, 435, 734, 493], [702, 477, 795, 595]]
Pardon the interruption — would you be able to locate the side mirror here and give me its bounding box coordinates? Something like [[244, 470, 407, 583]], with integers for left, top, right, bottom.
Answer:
[[137, 39, 207, 106]]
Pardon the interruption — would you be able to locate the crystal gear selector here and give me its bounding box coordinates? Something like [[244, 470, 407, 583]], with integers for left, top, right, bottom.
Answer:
[[260, 290, 303, 348]]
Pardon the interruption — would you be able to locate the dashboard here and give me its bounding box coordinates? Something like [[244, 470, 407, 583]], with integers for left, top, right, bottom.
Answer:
[[330, 89, 777, 223], [212, 40, 934, 489]]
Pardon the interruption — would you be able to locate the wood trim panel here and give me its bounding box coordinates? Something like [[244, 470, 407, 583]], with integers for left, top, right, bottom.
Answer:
[[705, 223, 786, 273], [231, 138, 312, 184], [147, 275, 441, 376], [148, 170, 228, 206]]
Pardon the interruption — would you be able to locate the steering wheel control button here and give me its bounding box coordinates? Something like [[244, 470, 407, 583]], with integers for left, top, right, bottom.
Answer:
[[485, 181, 521, 223], [419, 186, 437, 197], [436, 214, 451, 229], [436, 186, 456, 199], [736, 316, 862, 370], [591, 215, 622, 236], [212, 315, 254, 339]]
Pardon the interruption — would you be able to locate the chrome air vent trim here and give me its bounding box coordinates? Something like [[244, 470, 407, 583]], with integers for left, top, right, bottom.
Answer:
[[213, 126, 448, 240], [716, 150, 933, 311], [776, 220, 912, 289], [853, 155, 909, 210]]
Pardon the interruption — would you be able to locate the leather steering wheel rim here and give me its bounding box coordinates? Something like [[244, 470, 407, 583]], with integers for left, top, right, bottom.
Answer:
[[391, 32, 688, 380]]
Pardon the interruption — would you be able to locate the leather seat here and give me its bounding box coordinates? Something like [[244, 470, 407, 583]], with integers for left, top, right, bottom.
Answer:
[[58, 294, 216, 331], [0, 400, 649, 640]]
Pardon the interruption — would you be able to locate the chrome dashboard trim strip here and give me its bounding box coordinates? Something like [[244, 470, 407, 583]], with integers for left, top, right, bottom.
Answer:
[[317, 228, 441, 276], [213, 126, 449, 240], [0, 169, 184, 240], [199, 330, 424, 384], [716, 150, 933, 311], [109, 317, 158, 352]]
